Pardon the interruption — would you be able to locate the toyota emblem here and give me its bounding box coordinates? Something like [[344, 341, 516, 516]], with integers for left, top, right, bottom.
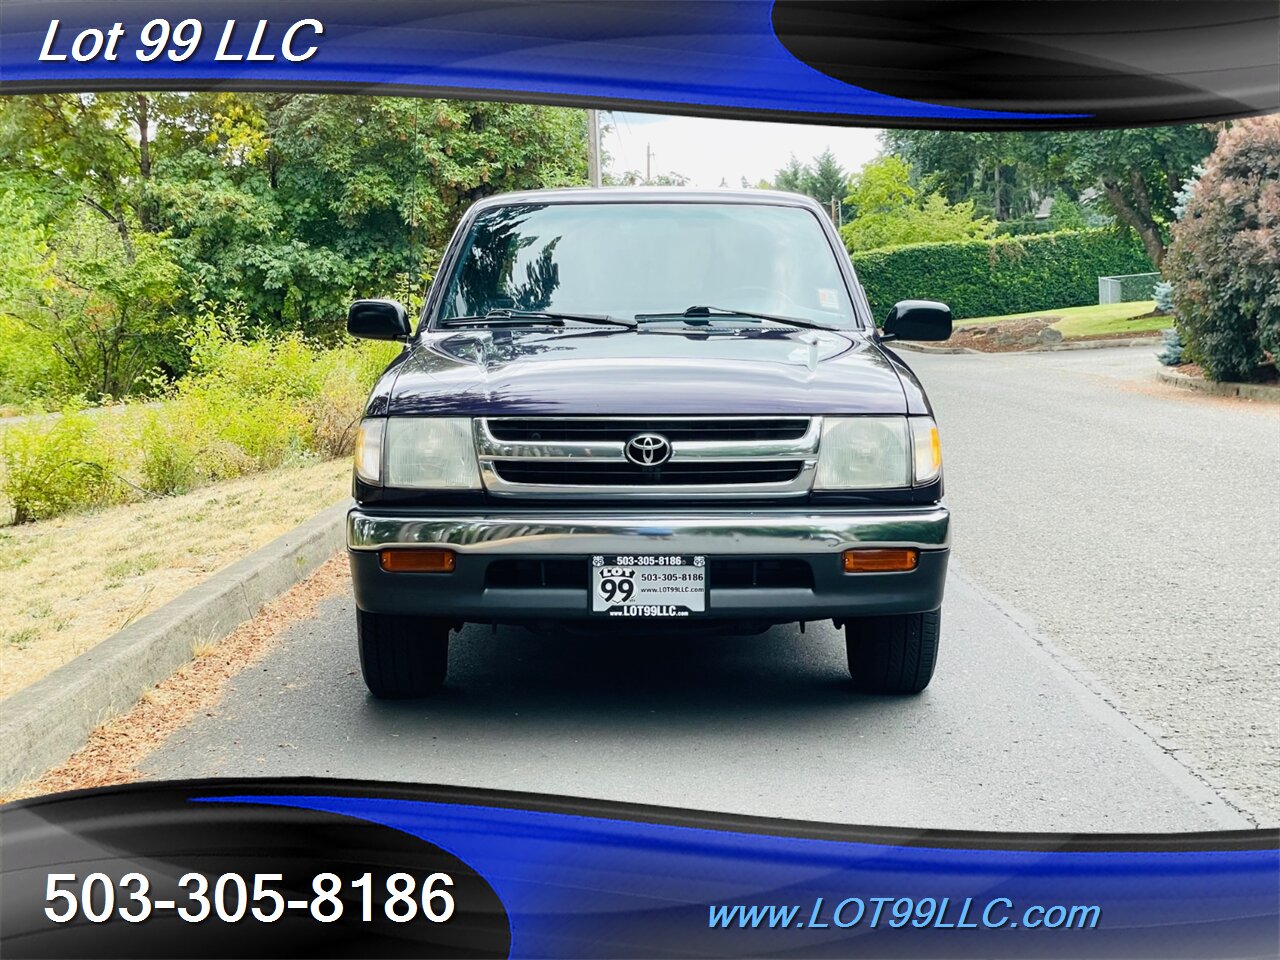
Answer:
[[624, 433, 672, 466]]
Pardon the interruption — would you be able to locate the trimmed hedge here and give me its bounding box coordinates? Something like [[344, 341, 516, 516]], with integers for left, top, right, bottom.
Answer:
[[851, 229, 1154, 321]]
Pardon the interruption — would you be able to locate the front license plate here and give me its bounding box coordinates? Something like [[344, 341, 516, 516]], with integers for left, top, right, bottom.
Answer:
[[591, 555, 707, 617]]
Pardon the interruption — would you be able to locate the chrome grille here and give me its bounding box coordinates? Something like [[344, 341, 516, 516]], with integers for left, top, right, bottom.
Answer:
[[487, 418, 809, 443], [476, 416, 820, 498], [490, 460, 806, 486]]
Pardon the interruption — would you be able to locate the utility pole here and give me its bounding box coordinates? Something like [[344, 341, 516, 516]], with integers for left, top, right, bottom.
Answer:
[[646, 143, 653, 184], [586, 109, 602, 187]]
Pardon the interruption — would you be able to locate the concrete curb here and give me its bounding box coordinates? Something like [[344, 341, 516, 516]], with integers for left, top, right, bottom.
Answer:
[[1034, 336, 1161, 352], [0, 503, 348, 792], [1156, 367, 1280, 402], [894, 336, 1159, 356], [891, 342, 978, 355]]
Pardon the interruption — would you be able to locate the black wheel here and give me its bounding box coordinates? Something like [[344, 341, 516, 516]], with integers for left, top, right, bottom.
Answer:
[[357, 610, 451, 698], [844, 609, 941, 694]]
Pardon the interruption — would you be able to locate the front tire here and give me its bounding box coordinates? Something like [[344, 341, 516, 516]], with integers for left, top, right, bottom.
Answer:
[[844, 609, 941, 694], [357, 610, 451, 698]]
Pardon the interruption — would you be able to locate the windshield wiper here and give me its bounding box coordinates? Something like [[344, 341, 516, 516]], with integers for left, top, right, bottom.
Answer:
[[439, 309, 635, 329], [634, 305, 835, 332]]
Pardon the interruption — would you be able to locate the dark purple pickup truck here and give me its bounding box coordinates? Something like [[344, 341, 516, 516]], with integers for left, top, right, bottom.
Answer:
[[345, 188, 952, 698]]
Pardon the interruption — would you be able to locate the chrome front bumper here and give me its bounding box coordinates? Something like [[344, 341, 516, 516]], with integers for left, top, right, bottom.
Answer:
[[347, 505, 950, 555]]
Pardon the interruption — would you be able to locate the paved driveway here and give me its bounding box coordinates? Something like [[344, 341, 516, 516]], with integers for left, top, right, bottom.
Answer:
[[143, 346, 1277, 830]]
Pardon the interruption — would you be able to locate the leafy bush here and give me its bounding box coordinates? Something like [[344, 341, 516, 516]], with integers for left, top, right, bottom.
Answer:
[[1046, 192, 1087, 231], [1, 408, 133, 522], [0, 316, 64, 408], [306, 347, 393, 458], [2, 316, 398, 519], [138, 386, 300, 495], [851, 229, 1154, 320], [137, 318, 396, 495], [1164, 117, 1280, 382]]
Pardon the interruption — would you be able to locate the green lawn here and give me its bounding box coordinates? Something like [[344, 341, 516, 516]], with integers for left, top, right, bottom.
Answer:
[[958, 301, 1164, 339]]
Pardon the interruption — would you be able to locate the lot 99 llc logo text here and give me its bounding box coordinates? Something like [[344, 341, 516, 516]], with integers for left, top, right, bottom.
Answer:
[[38, 18, 324, 64]]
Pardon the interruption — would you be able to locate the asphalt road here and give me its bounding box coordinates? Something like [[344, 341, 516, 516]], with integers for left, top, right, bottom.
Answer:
[[143, 345, 1276, 832], [911, 345, 1279, 825]]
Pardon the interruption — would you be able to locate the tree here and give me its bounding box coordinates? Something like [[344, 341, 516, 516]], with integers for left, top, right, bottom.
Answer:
[[843, 156, 916, 217], [1052, 127, 1216, 267], [773, 155, 807, 194], [0, 182, 54, 307], [20, 211, 182, 397], [0, 93, 590, 343], [880, 130, 1046, 221], [0, 97, 184, 396], [0, 94, 149, 243], [177, 95, 589, 331], [802, 149, 848, 207], [768, 151, 849, 220], [840, 157, 996, 252], [881, 126, 1216, 265], [605, 169, 690, 186], [0, 182, 60, 403], [1164, 116, 1280, 381]]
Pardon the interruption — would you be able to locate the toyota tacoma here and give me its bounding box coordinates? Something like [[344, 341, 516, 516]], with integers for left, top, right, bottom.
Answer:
[[346, 188, 952, 697]]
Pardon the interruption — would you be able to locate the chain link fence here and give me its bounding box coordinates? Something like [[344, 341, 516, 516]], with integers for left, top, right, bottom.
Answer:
[[1098, 272, 1160, 304]]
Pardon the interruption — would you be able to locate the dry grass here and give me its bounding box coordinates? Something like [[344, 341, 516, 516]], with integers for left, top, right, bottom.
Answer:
[[0, 458, 350, 698], [2, 555, 350, 802]]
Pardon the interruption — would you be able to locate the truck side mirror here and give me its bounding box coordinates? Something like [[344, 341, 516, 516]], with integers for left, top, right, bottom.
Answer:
[[348, 299, 412, 341], [881, 300, 952, 342]]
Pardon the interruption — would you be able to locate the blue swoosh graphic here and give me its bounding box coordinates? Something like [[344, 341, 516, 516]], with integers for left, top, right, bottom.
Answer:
[[0, 1, 1084, 122], [198, 794, 1278, 958]]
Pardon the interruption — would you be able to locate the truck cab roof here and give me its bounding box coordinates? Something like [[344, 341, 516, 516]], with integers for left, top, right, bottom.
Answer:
[[466, 186, 827, 212]]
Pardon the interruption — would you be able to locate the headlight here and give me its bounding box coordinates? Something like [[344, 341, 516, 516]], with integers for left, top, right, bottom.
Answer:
[[354, 418, 385, 484], [814, 417, 911, 489], [385, 417, 482, 489], [354, 417, 482, 489], [814, 416, 942, 489], [909, 416, 942, 484]]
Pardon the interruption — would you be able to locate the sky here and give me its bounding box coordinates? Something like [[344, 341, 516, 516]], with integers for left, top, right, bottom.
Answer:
[[601, 111, 885, 188]]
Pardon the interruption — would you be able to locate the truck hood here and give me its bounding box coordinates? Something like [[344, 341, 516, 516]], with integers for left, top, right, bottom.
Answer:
[[383, 325, 909, 416]]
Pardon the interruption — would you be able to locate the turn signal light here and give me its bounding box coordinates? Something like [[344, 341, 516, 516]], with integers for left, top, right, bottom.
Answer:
[[379, 549, 456, 573], [842, 548, 919, 573]]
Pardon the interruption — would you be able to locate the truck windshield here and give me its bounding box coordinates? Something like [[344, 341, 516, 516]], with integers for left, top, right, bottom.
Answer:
[[434, 201, 860, 329]]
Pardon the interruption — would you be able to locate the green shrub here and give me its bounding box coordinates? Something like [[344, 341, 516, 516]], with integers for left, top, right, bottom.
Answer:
[[2, 314, 398, 521], [1, 408, 133, 522], [0, 317, 66, 408], [138, 396, 261, 495], [138, 408, 202, 496], [307, 346, 391, 458], [851, 229, 1154, 320], [1164, 116, 1280, 382], [138, 322, 395, 493]]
